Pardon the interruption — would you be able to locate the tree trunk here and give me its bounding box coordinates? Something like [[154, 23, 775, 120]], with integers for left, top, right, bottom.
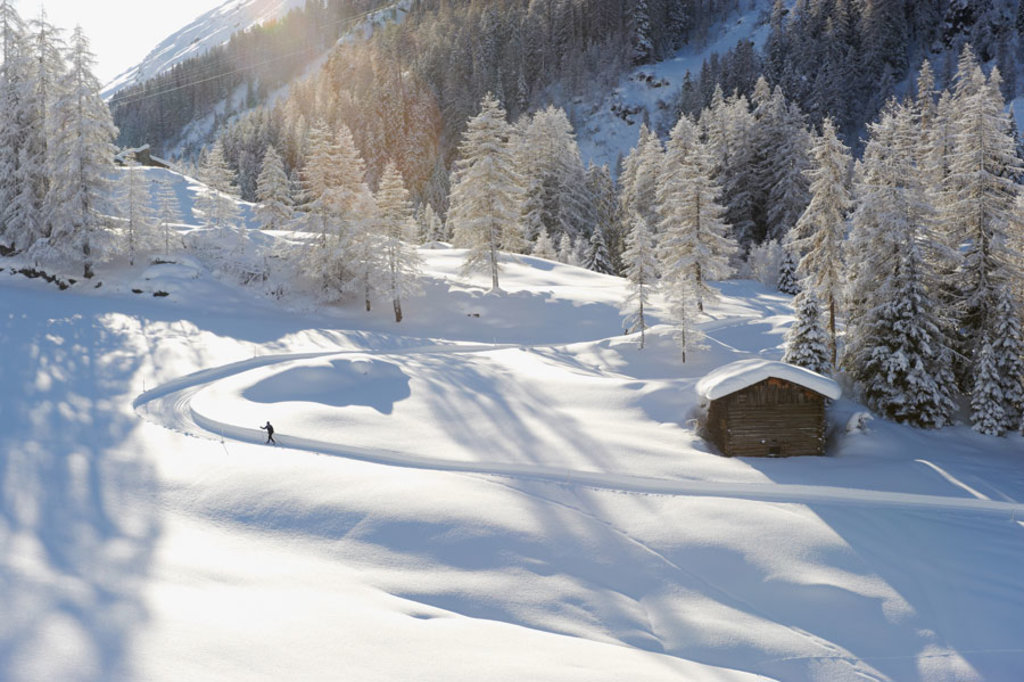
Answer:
[[393, 297, 403, 323], [829, 294, 837, 368]]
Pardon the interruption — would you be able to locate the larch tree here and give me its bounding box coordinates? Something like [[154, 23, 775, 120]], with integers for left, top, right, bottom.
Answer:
[[940, 61, 1023, 422], [618, 123, 662, 237], [15, 10, 65, 251], [0, 1, 28, 251], [40, 25, 117, 278], [154, 174, 182, 257], [447, 93, 522, 292], [790, 117, 852, 368], [657, 113, 736, 315], [196, 140, 241, 229], [516, 106, 591, 249], [621, 215, 658, 349], [375, 162, 422, 323], [116, 155, 158, 266], [255, 145, 292, 231]]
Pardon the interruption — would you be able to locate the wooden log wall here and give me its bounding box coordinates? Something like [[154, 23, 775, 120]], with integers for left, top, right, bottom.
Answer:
[[706, 378, 828, 457]]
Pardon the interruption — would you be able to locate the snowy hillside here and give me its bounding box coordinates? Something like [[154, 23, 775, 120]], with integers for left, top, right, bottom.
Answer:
[[576, 0, 773, 171], [102, 0, 307, 98], [2, 166, 1023, 681]]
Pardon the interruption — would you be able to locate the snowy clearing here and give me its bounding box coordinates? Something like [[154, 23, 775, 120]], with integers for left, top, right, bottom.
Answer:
[[2, 167, 1023, 681]]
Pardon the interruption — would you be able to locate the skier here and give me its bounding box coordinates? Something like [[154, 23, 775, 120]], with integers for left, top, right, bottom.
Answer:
[[260, 421, 276, 444]]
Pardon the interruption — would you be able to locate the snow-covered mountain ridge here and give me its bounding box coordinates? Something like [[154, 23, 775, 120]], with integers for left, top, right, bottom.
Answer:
[[102, 0, 307, 99]]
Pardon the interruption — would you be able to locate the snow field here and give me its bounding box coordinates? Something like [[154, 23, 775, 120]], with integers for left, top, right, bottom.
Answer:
[[3, 165, 1024, 681]]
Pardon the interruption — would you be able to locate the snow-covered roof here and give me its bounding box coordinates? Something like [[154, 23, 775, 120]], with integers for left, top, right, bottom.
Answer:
[[695, 359, 842, 402]]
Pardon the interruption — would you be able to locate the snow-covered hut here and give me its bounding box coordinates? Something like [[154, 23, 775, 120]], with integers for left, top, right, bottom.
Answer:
[[696, 359, 841, 457]]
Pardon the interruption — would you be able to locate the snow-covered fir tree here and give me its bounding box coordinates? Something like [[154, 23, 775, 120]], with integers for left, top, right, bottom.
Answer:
[[38, 26, 116, 278], [584, 228, 615, 275], [971, 341, 1007, 436], [782, 290, 831, 375], [777, 243, 800, 295], [585, 164, 619, 270], [255, 145, 292, 231], [621, 215, 658, 349], [656, 114, 736, 314], [791, 117, 851, 367], [993, 288, 1024, 429], [846, 103, 957, 428], [447, 93, 522, 291], [376, 162, 422, 323]]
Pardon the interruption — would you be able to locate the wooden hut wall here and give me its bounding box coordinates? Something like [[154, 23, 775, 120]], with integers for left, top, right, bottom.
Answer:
[[706, 378, 827, 457]]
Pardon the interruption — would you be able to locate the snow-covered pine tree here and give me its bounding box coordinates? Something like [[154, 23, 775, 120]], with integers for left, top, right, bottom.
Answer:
[[154, 174, 182, 257], [702, 88, 757, 248], [584, 227, 615, 275], [420, 202, 445, 244], [292, 122, 373, 301], [847, 103, 957, 429], [196, 140, 241, 229], [971, 340, 1007, 436], [940, 60, 1023, 403], [618, 124, 662, 238], [39, 25, 117, 278], [621, 215, 658, 349], [376, 162, 422, 323], [0, 1, 29, 252], [255, 145, 292, 231], [630, 0, 654, 65], [777, 240, 801, 294], [585, 163, 619, 270], [760, 85, 811, 244], [332, 126, 378, 304], [657, 114, 736, 314], [447, 93, 522, 291], [791, 117, 852, 367], [516, 106, 591, 249], [116, 155, 158, 266], [532, 227, 557, 259], [990, 288, 1024, 431], [783, 290, 831, 375], [854, 247, 959, 429], [557, 232, 574, 264], [14, 11, 65, 252], [748, 238, 784, 290]]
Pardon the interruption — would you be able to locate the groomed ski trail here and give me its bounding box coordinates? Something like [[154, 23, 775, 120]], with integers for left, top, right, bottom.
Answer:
[[134, 347, 1024, 518]]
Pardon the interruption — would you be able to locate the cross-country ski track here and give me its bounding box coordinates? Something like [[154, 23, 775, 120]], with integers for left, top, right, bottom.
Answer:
[[133, 345, 1024, 518]]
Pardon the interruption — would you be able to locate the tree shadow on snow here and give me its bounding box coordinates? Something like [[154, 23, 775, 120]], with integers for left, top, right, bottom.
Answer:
[[0, 288, 161, 681]]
